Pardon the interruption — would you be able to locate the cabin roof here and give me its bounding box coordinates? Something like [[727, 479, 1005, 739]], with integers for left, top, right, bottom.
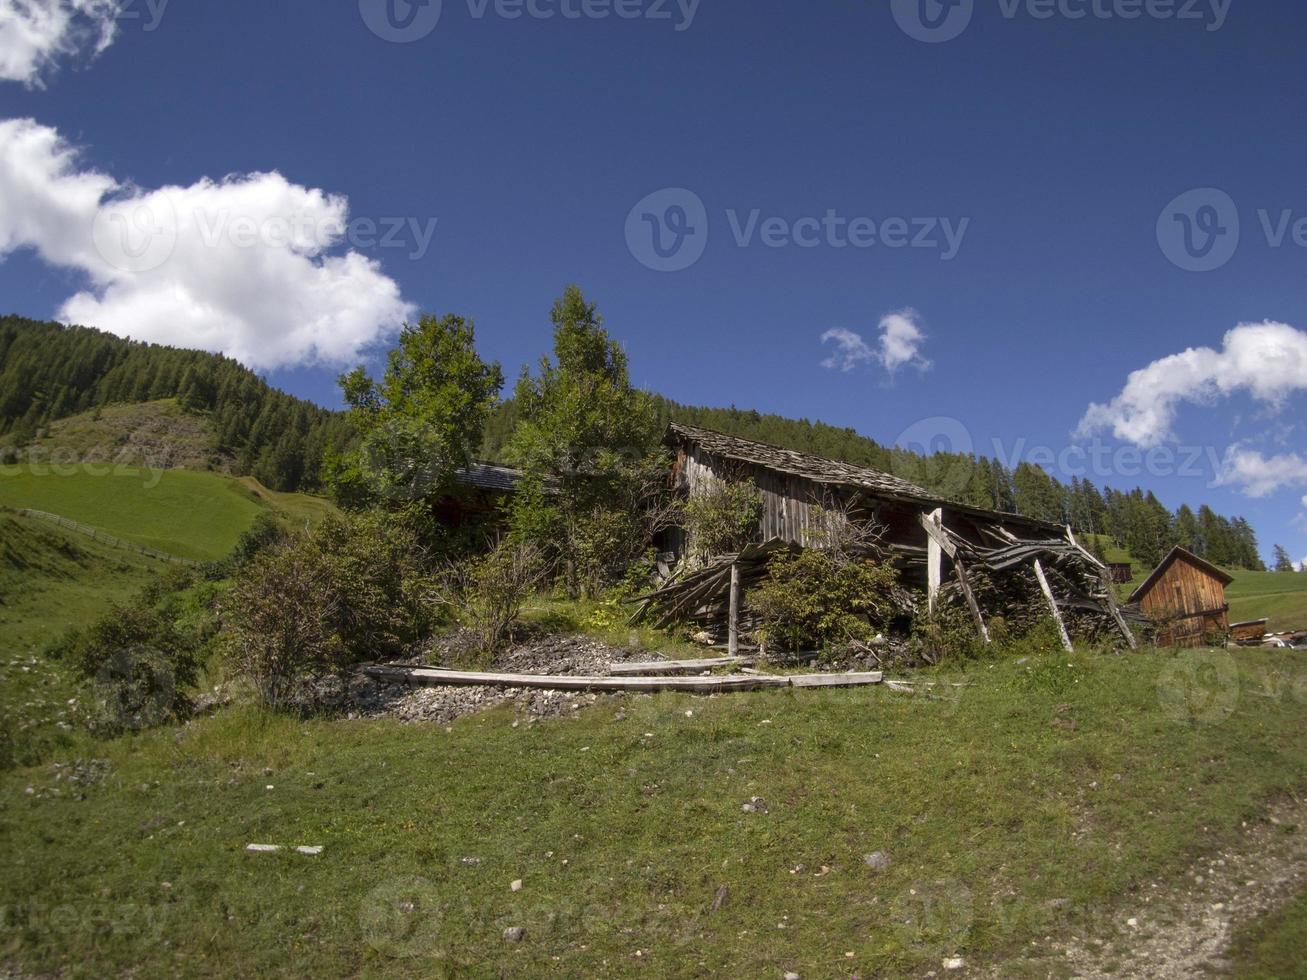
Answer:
[[455, 463, 522, 493], [665, 422, 1062, 532], [1128, 546, 1234, 603]]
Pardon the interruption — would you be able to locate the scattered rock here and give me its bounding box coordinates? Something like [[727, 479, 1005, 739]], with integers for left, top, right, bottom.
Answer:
[[502, 926, 526, 943], [864, 851, 892, 872], [741, 796, 767, 814], [511, 879, 523, 892], [460, 857, 482, 866], [784, 972, 801, 980], [943, 956, 965, 970]]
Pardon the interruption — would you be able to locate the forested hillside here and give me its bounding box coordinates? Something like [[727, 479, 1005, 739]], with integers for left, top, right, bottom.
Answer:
[[0, 317, 354, 491], [2, 315, 1266, 570]]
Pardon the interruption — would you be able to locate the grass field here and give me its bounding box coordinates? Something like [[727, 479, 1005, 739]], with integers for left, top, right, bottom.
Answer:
[[1227, 570, 1307, 632], [0, 511, 161, 767], [1227, 887, 1307, 979], [3, 646, 1307, 978], [0, 466, 334, 561]]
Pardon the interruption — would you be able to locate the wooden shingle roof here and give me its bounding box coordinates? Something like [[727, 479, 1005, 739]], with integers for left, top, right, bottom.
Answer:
[[667, 422, 936, 501]]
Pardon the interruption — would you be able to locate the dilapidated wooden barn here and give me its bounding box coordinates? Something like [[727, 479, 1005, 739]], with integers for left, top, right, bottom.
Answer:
[[640, 424, 1136, 653], [1129, 547, 1234, 648]]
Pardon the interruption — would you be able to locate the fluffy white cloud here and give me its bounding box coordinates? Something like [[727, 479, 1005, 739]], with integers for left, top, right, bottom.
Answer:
[[1078, 321, 1307, 448], [1215, 446, 1307, 498], [822, 308, 931, 375], [0, 0, 120, 86], [0, 118, 415, 370]]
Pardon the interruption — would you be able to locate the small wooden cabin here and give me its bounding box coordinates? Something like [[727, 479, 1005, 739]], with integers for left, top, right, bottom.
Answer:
[[1128, 547, 1234, 648], [431, 463, 522, 529]]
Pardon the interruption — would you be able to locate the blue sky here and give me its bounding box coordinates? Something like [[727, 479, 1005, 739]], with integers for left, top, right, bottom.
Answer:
[[1, 0, 1305, 564]]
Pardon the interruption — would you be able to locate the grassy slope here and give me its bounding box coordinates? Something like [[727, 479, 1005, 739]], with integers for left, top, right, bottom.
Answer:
[[3, 648, 1307, 978], [1227, 570, 1307, 633], [0, 512, 161, 766], [0, 466, 334, 561]]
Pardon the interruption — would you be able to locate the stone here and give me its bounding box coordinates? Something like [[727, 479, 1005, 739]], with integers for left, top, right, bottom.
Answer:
[[943, 957, 964, 970], [864, 851, 892, 872], [511, 879, 523, 892], [503, 926, 526, 943]]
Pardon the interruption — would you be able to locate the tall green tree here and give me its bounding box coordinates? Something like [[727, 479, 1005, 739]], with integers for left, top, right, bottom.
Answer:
[[506, 285, 663, 597], [327, 313, 504, 509], [1273, 545, 1296, 573]]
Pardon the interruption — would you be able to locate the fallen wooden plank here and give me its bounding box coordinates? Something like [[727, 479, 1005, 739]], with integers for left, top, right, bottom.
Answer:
[[365, 666, 883, 693], [609, 656, 756, 676], [787, 672, 884, 688], [365, 666, 789, 693]]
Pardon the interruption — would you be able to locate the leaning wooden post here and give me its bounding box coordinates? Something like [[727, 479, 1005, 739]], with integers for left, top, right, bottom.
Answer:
[[1064, 526, 1137, 651], [728, 562, 741, 657], [1033, 559, 1074, 654], [926, 508, 943, 618], [954, 558, 991, 644]]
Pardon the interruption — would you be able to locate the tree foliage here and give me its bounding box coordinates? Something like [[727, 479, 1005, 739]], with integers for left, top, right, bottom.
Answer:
[[505, 286, 665, 597], [326, 314, 503, 510]]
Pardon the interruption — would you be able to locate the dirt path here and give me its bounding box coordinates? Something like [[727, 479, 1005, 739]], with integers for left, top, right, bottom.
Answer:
[[994, 795, 1307, 978]]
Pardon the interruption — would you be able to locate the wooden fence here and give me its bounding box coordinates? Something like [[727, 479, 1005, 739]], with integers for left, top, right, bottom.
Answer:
[[18, 509, 201, 568]]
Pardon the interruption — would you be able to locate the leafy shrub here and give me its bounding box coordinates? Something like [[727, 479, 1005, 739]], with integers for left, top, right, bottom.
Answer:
[[432, 539, 546, 663], [682, 477, 762, 559], [53, 586, 205, 736], [223, 512, 432, 707], [754, 549, 900, 653]]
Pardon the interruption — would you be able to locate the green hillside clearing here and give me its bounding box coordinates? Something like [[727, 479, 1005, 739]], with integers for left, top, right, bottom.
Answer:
[[0, 466, 334, 561]]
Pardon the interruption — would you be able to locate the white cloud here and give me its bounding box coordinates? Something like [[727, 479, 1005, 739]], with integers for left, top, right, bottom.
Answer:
[[0, 0, 120, 87], [822, 308, 931, 375], [0, 117, 414, 370], [1215, 446, 1307, 498], [1077, 321, 1307, 448]]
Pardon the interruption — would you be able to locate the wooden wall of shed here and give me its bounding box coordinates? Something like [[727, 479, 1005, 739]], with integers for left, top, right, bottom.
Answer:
[[677, 446, 938, 583], [1139, 558, 1229, 620], [1139, 556, 1230, 646]]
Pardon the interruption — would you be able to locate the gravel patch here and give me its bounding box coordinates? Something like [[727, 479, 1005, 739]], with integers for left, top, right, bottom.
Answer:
[[296, 633, 665, 725]]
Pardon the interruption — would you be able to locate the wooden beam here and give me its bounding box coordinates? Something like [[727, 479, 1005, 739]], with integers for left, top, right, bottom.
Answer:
[[953, 557, 991, 644], [609, 656, 755, 676], [728, 562, 741, 657], [926, 508, 944, 618], [1065, 526, 1137, 650], [1032, 559, 1074, 653], [787, 672, 884, 689], [364, 666, 884, 693]]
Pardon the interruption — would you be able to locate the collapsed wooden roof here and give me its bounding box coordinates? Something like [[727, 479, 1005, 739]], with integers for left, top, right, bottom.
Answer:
[[455, 463, 522, 493], [665, 422, 1062, 534]]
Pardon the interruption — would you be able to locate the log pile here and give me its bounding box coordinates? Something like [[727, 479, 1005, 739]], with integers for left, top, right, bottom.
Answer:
[[627, 539, 797, 639]]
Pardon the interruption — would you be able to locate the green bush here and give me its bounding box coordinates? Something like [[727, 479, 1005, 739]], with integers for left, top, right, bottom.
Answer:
[[433, 539, 546, 664], [52, 583, 205, 737], [223, 512, 433, 708], [754, 549, 900, 653], [682, 478, 762, 559]]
